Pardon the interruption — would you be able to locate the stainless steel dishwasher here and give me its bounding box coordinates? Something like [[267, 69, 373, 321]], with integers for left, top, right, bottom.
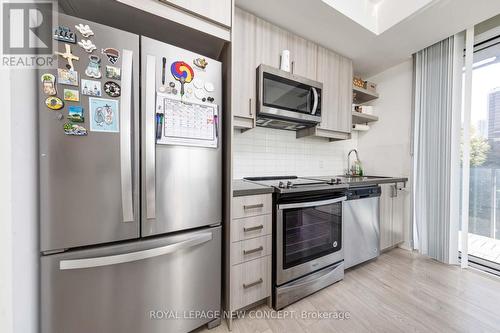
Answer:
[[343, 186, 381, 269]]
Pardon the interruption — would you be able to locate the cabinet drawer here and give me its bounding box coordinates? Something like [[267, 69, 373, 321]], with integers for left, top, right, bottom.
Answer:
[[231, 235, 272, 266], [231, 214, 271, 242], [230, 256, 271, 310], [232, 194, 272, 219]]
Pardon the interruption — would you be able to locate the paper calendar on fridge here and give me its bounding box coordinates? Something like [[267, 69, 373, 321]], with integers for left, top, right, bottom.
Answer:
[[155, 94, 219, 148]]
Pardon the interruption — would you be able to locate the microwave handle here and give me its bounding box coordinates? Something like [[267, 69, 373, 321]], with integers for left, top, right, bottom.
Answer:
[[311, 87, 319, 115]]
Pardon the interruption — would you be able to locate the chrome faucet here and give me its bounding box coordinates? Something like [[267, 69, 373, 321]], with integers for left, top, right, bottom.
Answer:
[[347, 149, 360, 176]]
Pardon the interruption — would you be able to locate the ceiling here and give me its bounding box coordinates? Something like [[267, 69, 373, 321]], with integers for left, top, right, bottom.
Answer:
[[235, 0, 500, 77]]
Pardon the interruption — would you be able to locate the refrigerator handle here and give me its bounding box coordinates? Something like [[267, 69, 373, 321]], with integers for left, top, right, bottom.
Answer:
[[59, 232, 213, 270], [120, 49, 134, 223], [145, 55, 156, 219]]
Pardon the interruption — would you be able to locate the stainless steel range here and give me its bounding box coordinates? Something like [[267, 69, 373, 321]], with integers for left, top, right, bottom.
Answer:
[[244, 176, 347, 309]]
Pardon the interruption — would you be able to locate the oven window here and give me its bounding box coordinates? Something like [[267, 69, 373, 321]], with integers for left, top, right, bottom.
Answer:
[[282, 203, 342, 269], [263, 72, 321, 115]]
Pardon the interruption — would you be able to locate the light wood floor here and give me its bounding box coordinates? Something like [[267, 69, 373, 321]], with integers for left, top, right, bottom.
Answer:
[[196, 248, 500, 333]]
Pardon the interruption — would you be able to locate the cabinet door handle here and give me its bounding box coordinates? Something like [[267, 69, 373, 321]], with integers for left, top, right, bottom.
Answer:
[[243, 225, 264, 232], [243, 278, 263, 289], [249, 98, 253, 116], [243, 203, 263, 210], [243, 246, 264, 255], [291, 61, 295, 74]]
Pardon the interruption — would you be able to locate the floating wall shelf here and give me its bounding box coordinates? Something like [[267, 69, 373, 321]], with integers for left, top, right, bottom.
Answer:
[[352, 111, 379, 124], [353, 85, 379, 104]]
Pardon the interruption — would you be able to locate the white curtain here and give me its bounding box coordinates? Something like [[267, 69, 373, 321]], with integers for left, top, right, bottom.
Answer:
[[412, 36, 462, 263]]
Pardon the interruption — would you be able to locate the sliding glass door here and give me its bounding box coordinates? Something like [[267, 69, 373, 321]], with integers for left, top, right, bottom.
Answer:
[[465, 37, 500, 272]]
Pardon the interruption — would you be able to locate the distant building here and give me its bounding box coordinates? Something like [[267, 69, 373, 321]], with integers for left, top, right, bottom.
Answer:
[[477, 119, 488, 139], [486, 87, 500, 166], [488, 88, 500, 142]]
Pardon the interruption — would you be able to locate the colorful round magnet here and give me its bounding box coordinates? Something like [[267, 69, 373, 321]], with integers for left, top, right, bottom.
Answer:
[[170, 61, 194, 96], [40, 73, 57, 96], [104, 81, 121, 97], [45, 96, 64, 110]]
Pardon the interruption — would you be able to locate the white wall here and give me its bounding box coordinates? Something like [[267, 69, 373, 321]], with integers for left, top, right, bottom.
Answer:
[[233, 127, 358, 179], [0, 69, 39, 333], [357, 59, 413, 249], [0, 69, 13, 333], [11, 70, 39, 333]]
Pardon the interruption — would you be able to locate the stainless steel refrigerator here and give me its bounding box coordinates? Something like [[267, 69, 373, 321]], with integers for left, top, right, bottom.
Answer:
[[40, 14, 222, 333]]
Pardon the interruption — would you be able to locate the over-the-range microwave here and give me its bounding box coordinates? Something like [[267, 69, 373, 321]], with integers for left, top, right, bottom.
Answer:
[[256, 64, 322, 131]]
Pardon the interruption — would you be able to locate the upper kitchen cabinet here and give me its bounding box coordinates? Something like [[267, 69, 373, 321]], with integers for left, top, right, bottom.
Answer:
[[160, 0, 231, 27], [113, 0, 231, 41], [297, 46, 353, 141], [288, 34, 317, 81], [255, 16, 286, 70], [233, 8, 257, 129], [233, 10, 288, 129]]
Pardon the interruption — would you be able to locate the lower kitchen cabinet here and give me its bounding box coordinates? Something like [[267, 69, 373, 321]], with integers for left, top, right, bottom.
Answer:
[[380, 183, 406, 251], [226, 193, 272, 330]]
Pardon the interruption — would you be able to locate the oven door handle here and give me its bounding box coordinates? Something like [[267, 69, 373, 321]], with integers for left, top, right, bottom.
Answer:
[[278, 196, 346, 210]]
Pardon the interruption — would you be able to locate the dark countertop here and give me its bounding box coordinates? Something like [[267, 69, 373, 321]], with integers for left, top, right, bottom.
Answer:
[[233, 176, 408, 196], [233, 179, 275, 197]]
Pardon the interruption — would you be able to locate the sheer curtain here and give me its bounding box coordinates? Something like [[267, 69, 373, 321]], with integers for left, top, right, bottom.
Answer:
[[412, 35, 463, 264]]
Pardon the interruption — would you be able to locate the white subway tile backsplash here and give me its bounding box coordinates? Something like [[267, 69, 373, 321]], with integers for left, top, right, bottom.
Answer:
[[233, 127, 358, 179]]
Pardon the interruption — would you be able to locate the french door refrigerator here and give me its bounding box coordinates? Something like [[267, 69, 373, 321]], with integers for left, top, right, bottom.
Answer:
[[40, 14, 222, 333]]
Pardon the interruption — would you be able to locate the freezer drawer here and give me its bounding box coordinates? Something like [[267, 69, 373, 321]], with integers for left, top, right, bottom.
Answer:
[[343, 197, 380, 269], [41, 226, 221, 333]]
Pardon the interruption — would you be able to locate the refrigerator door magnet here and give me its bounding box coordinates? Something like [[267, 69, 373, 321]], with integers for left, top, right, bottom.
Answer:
[[53, 26, 76, 43], [170, 61, 194, 96], [68, 106, 84, 122], [193, 78, 204, 89], [63, 122, 87, 136], [45, 97, 64, 110], [41, 73, 57, 95], [105, 66, 121, 80], [204, 82, 215, 92], [85, 55, 102, 78], [104, 81, 121, 97], [89, 98, 119, 133], [55, 44, 79, 71], [102, 48, 120, 64], [194, 88, 205, 101], [74, 24, 94, 38], [57, 68, 78, 86], [193, 57, 208, 70], [78, 39, 96, 53], [63, 89, 79, 102], [81, 79, 102, 97]]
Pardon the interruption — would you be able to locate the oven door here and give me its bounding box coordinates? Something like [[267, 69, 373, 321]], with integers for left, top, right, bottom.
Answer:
[[276, 195, 345, 286]]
